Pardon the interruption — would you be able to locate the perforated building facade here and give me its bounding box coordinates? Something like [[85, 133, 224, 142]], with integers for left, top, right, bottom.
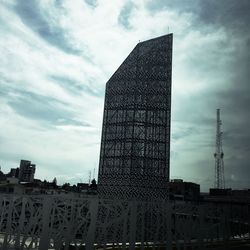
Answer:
[[98, 34, 173, 200]]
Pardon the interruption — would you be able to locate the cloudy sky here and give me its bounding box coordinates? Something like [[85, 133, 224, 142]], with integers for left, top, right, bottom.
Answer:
[[0, 0, 249, 191]]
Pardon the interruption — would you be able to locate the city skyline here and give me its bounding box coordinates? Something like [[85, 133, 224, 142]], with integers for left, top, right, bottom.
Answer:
[[0, 0, 250, 191]]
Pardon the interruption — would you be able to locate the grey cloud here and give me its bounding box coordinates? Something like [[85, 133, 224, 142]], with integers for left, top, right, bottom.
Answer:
[[172, 85, 250, 189], [84, 0, 98, 8], [146, 0, 250, 42], [14, 0, 81, 55], [172, 126, 195, 141], [224, 157, 250, 188], [146, 0, 200, 15], [171, 44, 250, 187], [197, 0, 250, 35], [118, 1, 136, 30], [171, 157, 213, 191], [219, 88, 250, 153], [0, 152, 24, 166], [50, 75, 104, 97], [6, 89, 90, 127], [171, 1, 250, 189]]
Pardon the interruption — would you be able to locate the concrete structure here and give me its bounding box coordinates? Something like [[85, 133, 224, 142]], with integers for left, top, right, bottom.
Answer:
[[18, 159, 36, 182], [98, 34, 173, 200], [207, 188, 250, 204], [169, 179, 200, 201], [7, 167, 19, 178], [0, 170, 6, 182]]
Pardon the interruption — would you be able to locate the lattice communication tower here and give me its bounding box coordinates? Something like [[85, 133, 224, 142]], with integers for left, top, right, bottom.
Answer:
[[98, 34, 173, 200], [214, 109, 225, 189]]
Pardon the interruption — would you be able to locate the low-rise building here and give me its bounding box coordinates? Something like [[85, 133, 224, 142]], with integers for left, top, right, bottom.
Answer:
[[169, 179, 200, 201]]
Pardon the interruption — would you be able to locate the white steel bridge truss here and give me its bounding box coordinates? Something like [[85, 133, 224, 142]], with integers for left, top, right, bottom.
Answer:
[[0, 195, 249, 250]]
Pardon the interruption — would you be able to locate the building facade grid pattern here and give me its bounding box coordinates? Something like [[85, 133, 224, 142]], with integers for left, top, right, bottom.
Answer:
[[98, 34, 173, 200]]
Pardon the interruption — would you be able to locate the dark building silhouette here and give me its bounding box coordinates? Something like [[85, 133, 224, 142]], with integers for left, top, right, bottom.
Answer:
[[7, 168, 19, 178], [169, 179, 200, 201], [0, 170, 6, 182], [18, 160, 36, 182], [98, 34, 173, 200]]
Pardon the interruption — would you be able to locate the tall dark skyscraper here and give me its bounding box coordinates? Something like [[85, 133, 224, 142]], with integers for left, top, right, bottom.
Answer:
[[98, 34, 173, 200]]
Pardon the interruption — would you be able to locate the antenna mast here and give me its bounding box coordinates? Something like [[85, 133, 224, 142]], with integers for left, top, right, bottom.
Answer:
[[214, 109, 225, 189], [88, 170, 91, 185]]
